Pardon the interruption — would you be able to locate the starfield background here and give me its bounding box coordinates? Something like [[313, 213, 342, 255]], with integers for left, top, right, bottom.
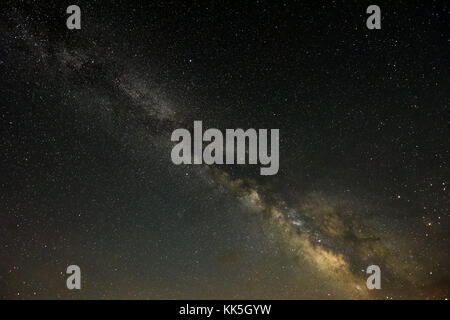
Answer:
[[0, 1, 448, 299]]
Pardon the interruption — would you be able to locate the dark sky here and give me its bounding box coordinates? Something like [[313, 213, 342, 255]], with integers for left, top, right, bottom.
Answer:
[[0, 1, 448, 299]]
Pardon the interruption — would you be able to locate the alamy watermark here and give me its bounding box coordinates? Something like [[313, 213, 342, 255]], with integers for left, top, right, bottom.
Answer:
[[66, 265, 81, 290], [366, 265, 381, 289], [170, 121, 279, 175]]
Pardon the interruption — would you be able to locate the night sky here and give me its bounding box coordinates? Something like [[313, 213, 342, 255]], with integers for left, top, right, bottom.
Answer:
[[0, 1, 448, 299]]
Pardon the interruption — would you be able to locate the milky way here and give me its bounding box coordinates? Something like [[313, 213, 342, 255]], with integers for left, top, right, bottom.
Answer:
[[0, 2, 448, 299]]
